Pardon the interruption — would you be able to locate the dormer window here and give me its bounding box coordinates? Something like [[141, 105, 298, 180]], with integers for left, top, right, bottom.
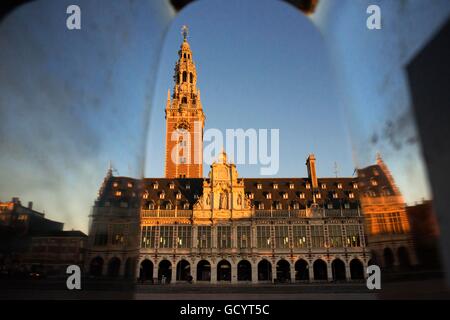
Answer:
[[143, 192, 149, 199], [248, 193, 254, 199], [344, 203, 350, 209], [127, 182, 133, 188], [349, 192, 355, 199], [257, 183, 262, 190], [148, 202, 155, 210], [293, 202, 300, 210], [373, 169, 379, 176], [194, 194, 199, 199], [266, 193, 272, 199], [273, 183, 278, 189], [113, 182, 118, 188], [289, 183, 295, 189], [258, 203, 264, 210], [371, 179, 378, 186], [333, 192, 338, 199], [337, 183, 342, 189], [176, 192, 182, 200], [353, 183, 358, 189], [275, 202, 282, 210], [321, 183, 327, 189], [166, 203, 173, 210], [186, 184, 190, 190], [115, 191, 121, 197], [306, 183, 311, 189], [299, 193, 305, 199], [315, 193, 321, 199], [153, 183, 158, 189], [183, 203, 190, 209], [327, 203, 333, 209], [159, 192, 165, 199], [169, 182, 175, 189], [283, 193, 288, 199]]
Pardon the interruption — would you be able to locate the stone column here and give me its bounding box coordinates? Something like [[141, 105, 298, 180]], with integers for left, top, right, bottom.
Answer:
[[308, 264, 314, 282], [271, 261, 277, 283], [119, 258, 126, 277], [135, 258, 142, 281], [211, 263, 217, 284], [290, 263, 296, 283], [231, 263, 238, 284], [345, 262, 351, 281], [327, 262, 333, 282], [252, 262, 258, 284], [153, 262, 159, 284], [191, 259, 197, 284], [171, 261, 177, 284]]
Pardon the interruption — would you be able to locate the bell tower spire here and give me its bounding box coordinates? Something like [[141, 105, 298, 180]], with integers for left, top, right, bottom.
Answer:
[[165, 26, 205, 178]]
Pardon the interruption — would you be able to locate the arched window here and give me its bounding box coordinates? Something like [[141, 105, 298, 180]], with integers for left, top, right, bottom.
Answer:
[[181, 97, 187, 104], [190, 72, 193, 84], [182, 71, 187, 82]]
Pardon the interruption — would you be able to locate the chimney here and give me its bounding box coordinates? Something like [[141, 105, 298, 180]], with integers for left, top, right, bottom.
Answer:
[[306, 154, 318, 188], [11, 197, 20, 204], [28, 201, 33, 210]]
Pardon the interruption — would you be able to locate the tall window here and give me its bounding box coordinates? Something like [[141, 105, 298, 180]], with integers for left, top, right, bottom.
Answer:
[[217, 225, 232, 249], [182, 71, 187, 82], [328, 225, 343, 247], [189, 72, 193, 84], [237, 226, 251, 248], [293, 225, 308, 248], [346, 225, 361, 247], [94, 224, 108, 246], [111, 224, 125, 245], [141, 226, 156, 248], [177, 226, 191, 248], [197, 226, 211, 248], [159, 226, 173, 248], [310, 225, 325, 248], [257, 226, 272, 249], [274, 225, 290, 248], [390, 212, 404, 233]]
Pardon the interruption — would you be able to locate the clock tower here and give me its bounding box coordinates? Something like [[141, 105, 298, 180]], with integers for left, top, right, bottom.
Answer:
[[165, 26, 205, 178]]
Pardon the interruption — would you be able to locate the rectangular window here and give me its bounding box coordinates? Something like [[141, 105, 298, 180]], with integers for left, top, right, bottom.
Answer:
[[274, 225, 290, 248], [111, 224, 125, 245], [177, 226, 191, 248], [310, 225, 325, 248], [257, 226, 272, 249], [390, 212, 404, 234], [197, 226, 211, 248], [94, 224, 108, 246], [328, 225, 343, 247], [345, 225, 361, 247], [293, 225, 308, 248], [217, 225, 232, 249], [237, 226, 251, 248], [159, 226, 173, 248], [141, 226, 156, 248]]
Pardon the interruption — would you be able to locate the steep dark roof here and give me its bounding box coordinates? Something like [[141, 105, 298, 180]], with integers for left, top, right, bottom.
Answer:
[[244, 177, 359, 210], [33, 230, 87, 238], [356, 164, 397, 197]]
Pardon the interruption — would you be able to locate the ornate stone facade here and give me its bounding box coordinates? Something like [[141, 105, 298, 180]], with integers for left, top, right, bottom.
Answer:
[[85, 30, 416, 283]]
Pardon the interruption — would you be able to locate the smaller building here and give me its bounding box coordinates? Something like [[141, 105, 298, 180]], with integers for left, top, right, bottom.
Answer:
[[406, 200, 441, 269], [24, 230, 87, 276], [0, 197, 86, 277]]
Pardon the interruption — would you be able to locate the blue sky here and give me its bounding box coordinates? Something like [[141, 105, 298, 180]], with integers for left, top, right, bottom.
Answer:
[[0, 0, 448, 232], [147, 0, 353, 179]]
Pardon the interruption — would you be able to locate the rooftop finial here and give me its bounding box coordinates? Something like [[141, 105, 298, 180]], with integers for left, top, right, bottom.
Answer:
[[181, 25, 189, 41]]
